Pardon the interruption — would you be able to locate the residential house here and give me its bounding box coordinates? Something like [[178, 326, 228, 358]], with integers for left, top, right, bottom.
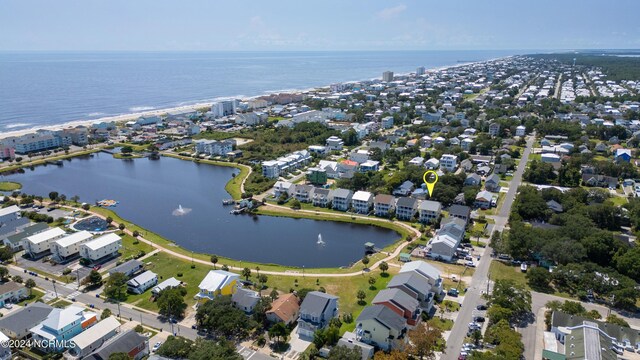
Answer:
[[515, 125, 526, 136], [307, 167, 328, 185], [464, 173, 482, 186], [393, 181, 415, 196], [151, 277, 182, 296], [374, 194, 396, 218], [273, 181, 295, 199], [461, 138, 474, 151], [23, 227, 66, 258], [297, 291, 339, 338], [381, 116, 394, 129], [349, 150, 370, 164], [424, 158, 440, 170], [541, 153, 561, 163], [546, 200, 564, 213], [127, 271, 158, 294], [395, 197, 418, 221], [418, 200, 442, 224], [408, 157, 424, 166], [387, 272, 434, 309], [331, 189, 353, 211], [439, 154, 458, 172], [614, 148, 632, 162], [475, 190, 495, 209], [447, 205, 471, 225], [484, 173, 501, 192], [3, 222, 48, 251], [0, 281, 27, 306], [352, 191, 373, 214], [266, 293, 300, 325], [312, 188, 333, 208], [0, 205, 28, 238], [232, 288, 261, 314], [195, 270, 240, 302], [30, 305, 98, 352], [80, 233, 122, 262], [488, 122, 500, 137], [581, 174, 618, 188], [326, 136, 344, 151], [429, 219, 465, 262], [294, 184, 315, 203], [109, 260, 144, 279], [359, 160, 380, 172], [84, 329, 149, 360], [337, 331, 375, 360], [372, 288, 420, 326], [399, 261, 443, 300], [67, 316, 120, 359], [356, 305, 407, 351], [0, 302, 53, 339]]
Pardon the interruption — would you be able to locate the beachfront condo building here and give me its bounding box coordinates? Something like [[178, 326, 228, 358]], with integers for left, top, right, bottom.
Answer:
[[211, 100, 237, 118], [382, 71, 394, 82]]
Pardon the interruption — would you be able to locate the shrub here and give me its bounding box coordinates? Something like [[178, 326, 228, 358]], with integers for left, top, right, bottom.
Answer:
[[177, 273, 183, 277]]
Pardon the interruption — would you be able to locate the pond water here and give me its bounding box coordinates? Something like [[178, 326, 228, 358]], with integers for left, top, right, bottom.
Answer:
[[2, 154, 399, 267]]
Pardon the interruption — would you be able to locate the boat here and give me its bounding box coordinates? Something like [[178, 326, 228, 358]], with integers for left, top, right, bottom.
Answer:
[[222, 199, 235, 205], [317, 233, 325, 245]]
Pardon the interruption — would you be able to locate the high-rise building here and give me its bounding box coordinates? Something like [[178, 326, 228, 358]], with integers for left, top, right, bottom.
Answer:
[[211, 100, 237, 118], [382, 71, 394, 82], [416, 67, 425, 76]]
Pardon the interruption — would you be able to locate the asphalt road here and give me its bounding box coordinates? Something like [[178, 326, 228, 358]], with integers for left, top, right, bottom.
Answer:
[[443, 133, 535, 360], [7, 265, 199, 340]]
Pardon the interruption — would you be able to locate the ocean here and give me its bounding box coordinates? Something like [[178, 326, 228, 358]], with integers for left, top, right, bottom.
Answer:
[[0, 50, 519, 131]]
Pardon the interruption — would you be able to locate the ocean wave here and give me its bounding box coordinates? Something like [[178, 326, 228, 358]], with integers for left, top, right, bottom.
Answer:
[[4, 123, 31, 129], [129, 106, 156, 112], [87, 112, 106, 117]]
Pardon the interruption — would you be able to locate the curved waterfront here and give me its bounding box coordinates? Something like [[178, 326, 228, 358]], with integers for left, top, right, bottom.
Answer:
[[1, 153, 399, 267]]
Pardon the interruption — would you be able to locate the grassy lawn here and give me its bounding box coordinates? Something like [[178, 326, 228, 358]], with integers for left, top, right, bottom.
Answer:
[[441, 299, 461, 312], [489, 260, 529, 290], [428, 317, 454, 331], [113, 153, 144, 160], [125, 252, 209, 311], [608, 196, 628, 206], [26, 267, 74, 284], [0, 181, 21, 191], [528, 153, 542, 162], [49, 298, 73, 308], [18, 289, 45, 305], [119, 233, 154, 261]]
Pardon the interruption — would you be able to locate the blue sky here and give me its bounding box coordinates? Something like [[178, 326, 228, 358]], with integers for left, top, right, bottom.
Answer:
[[1, 0, 639, 51]]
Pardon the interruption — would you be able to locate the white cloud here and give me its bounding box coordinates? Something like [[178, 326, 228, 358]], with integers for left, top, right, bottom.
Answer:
[[375, 4, 407, 20]]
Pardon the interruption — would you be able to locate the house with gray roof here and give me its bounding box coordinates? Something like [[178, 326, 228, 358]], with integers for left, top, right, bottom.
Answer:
[[418, 200, 442, 224], [85, 329, 149, 360], [393, 181, 415, 196], [372, 288, 420, 326], [374, 194, 396, 218], [387, 272, 434, 309], [356, 305, 407, 351], [447, 204, 471, 225], [395, 197, 418, 221], [0, 302, 53, 339], [109, 260, 144, 278], [484, 173, 501, 192], [399, 261, 443, 299], [464, 173, 482, 186], [338, 331, 375, 360], [232, 288, 261, 314], [297, 291, 339, 338], [311, 188, 333, 208], [4, 222, 48, 251], [331, 189, 353, 211]]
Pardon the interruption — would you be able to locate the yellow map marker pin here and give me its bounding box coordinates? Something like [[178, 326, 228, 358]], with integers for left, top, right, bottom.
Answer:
[[423, 170, 439, 198]]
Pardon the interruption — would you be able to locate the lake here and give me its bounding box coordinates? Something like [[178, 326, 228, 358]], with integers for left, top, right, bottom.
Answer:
[[1, 154, 399, 267]]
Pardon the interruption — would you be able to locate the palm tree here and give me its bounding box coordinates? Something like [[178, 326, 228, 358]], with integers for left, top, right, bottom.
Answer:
[[25, 279, 36, 296], [242, 267, 251, 281], [210, 255, 218, 269]]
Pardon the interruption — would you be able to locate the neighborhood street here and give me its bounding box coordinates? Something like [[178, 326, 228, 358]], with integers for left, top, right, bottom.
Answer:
[[443, 133, 535, 359]]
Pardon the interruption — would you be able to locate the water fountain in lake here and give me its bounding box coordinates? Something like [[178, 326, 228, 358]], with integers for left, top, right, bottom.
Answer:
[[317, 233, 326, 246], [172, 204, 192, 216]]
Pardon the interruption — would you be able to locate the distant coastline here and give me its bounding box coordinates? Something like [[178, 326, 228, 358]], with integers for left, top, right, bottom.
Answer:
[[0, 51, 515, 139]]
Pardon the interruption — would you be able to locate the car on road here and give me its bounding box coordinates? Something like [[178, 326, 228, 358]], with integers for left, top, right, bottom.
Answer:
[[93, 265, 102, 270], [152, 342, 162, 352], [476, 304, 487, 310]]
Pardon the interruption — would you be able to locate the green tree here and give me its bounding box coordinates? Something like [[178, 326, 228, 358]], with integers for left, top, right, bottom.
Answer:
[[368, 276, 376, 290], [526, 266, 552, 292], [606, 314, 630, 327], [157, 336, 194, 359], [379, 261, 389, 276], [406, 324, 442, 360], [268, 322, 288, 344], [121, 146, 133, 154], [290, 199, 301, 210], [362, 256, 370, 269], [356, 290, 366, 305], [48, 191, 59, 201], [328, 345, 362, 360], [101, 308, 112, 320], [25, 279, 36, 296], [242, 267, 251, 281], [188, 338, 243, 360], [88, 270, 103, 287], [157, 287, 188, 319], [108, 353, 131, 360], [195, 296, 256, 339], [0, 266, 9, 281], [488, 279, 531, 323], [104, 272, 128, 301], [211, 255, 218, 269], [118, 223, 126, 231]]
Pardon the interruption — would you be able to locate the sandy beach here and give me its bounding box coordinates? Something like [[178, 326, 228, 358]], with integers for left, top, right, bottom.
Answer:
[[0, 101, 214, 140]]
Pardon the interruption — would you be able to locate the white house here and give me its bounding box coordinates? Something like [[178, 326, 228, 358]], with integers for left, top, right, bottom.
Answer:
[[151, 277, 182, 296], [80, 233, 122, 261], [127, 271, 158, 294], [374, 194, 396, 217], [349, 149, 370, 164], [51, 231, 93, 260], [332, 189, 353, 212], [439, 154, 458, 172], [195, 270, 240, 302], [326, 136, 344, 151], [23, 227, 66, 257], [67, 316, 120, 359], [352, 191, 374, 214], [541, 153, 561, 163], [516, 125, 526, 137]]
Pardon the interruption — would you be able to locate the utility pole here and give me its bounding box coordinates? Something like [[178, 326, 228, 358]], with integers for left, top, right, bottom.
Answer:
[[76, 269, 80, 287], [52, 280, 58, 298]]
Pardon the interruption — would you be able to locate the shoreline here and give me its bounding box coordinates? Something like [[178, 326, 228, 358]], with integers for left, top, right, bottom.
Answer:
[[0, 55, 513, 140]]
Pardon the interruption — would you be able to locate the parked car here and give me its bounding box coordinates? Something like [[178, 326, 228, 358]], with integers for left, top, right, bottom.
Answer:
[[448, 288, 459, 297], [466, 261, 476, 268], [152, 342, 163, 352], [474, 316, 485, 323], [476, 304, 487, 310], [93, 265, 102, 271], [4, 304, 12, 309]]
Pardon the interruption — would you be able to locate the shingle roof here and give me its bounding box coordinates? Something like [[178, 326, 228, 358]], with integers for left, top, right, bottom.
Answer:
[[357, 305, 406, 332], [372, 288, 419, 312], [0, 302, 53, 336], [374, 194, 395, 205], [6, 223, 49, 245], [400, 261, 440, 281], [267, 293, 300, 323], [86, 329, 147, 360], [387, 272, 431, 295], [396, 197, 418, 208], [300, 291, 338, 315], [109, 260, 143, 276], [418, 200, 441, 212]]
